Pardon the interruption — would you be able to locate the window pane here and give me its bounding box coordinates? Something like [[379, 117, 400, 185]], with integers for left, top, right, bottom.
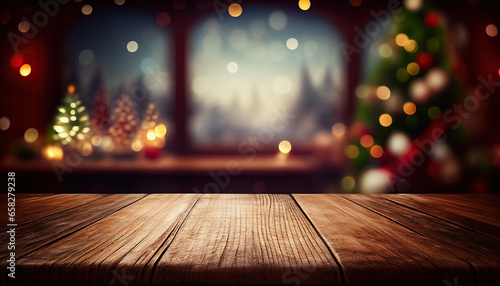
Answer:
[[190, 7, 346, 146], [64, 8, 173, 144]]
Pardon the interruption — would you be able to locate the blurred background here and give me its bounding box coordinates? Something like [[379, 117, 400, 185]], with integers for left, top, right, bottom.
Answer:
[[0, 0, 499, 194]]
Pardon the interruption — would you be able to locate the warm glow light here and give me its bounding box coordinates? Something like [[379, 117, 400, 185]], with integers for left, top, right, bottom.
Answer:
[[298, 0, 311, 10], [154, 124, 167, 137], [331, 123, 346, 137], [379, 114, 392, 127], [81, 5, 93, 15], [355, 85, 370, 99], [378, 44, 392, 58], [24, 128, 38, 143], [395, 33, 409, 47], [407, 62, 420, 76], [279, 140, 292, 154], [18, 21, 29, 33], [68, 84, 75, 94], [81, 142, 93, 156], [91, 135, 103, 146], [341, 176, 356, 191], [344, 145, 359, 159], [405, 0, 423, 11], [131, 140, 144, 152], [376, 86, 391, 100], [370, 145, 384, 158], [227, 61, 238, 73], [403, 102, 417, 115], [286, 38, 299, 50], [360, 134, 374, 148], [388, 132, 411, 156], [404, 39, 418, 53], [0, 117, 10, 130], [42, 145, 63, 161], [115, 0, 125, 5], [486, 24, 498, 37], [19, 64, 31, 76], [127, 41, 138, 53], [147, 129, 157, 141], [228, 3, 243, 17]]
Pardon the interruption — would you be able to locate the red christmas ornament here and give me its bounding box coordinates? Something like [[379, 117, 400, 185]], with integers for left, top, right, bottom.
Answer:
[[425, 12, 439, 28], [416, 53, 433, 70]]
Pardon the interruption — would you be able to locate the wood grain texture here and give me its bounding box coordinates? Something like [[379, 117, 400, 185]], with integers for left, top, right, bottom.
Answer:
[[0, 194, 110, 231], [151, 194, 341, 284], [15, 194, 200, 284], [378, 194, 500, 240], [0, 194, 146, 284], [292, 194, 476, 284], [344, 194, 500, 283]]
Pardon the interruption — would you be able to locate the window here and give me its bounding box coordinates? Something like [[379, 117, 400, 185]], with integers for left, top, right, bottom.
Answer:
[[189, 7, 346, 148]]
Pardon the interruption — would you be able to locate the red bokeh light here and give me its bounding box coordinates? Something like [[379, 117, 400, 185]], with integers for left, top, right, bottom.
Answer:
[[10, 54, 24, 67], [425, 12, 439, 28]]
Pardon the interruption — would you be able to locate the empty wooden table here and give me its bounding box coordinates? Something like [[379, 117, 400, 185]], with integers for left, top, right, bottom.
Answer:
[[1, 194, 499, 284]]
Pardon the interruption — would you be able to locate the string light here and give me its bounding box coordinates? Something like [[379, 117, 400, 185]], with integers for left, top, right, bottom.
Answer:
[[379, 114, 392, 127], [395, 33, 409, 46], [298, 0, 311, 10], [403, 102, 417, 115], [228, 3, 242, 17], [19, 64, 31, 76]]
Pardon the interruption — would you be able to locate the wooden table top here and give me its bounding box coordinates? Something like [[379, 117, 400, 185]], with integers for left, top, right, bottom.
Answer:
[[1, 194, 499, 284]]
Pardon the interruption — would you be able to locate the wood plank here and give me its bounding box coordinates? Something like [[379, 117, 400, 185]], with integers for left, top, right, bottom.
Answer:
[[150, 194, 341, 284], [344, 194, 500, 283], [0, 193, 146, 280], [293, 194, 475, 284], [378, 194, 500, 239], [0, 194, 110, 231], [14, 194, 200, 284]]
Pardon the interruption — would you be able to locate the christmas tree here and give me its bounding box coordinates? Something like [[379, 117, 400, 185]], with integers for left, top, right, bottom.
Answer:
[[51, 86, 91, 146], [109, 93, 139, 152], [348, 0, 467, 193], [91, 86, 110, 135]]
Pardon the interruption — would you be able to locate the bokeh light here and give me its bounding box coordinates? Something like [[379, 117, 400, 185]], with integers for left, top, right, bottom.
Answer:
[[18, 21, 29, 33], [486, 24, 498, 37], [403, 39, 418, 53], [405, 0, 423, 11], [331, 123, 346, 137], [127, 41, 138, 53], [370, 145, 384, 158], [68, 84, 75, 93], [341, 176, 356, 191], [360, 134, 374, 148], [395, 33, 409, 46], [378, 44, 392, 58], [24, 128, 38, 142], [19, 64, 31, 76], [376, 85, 391, 100], [227, 61, 238, 73], [403, 102, 417, 115], [428, 106, 442, 119], [345, 145, 359, 159], [156, 12, 171, 26], [379, 114, 392, 127], [278, 140, 292, 154], [131, 140, 144, 152], [0, 117, 10, 130], [388, 132, 411, 156], [114, 0, 125, 5], [273, 77, 291, 94], [79, 49, 94, 65], [154, 123, 167, 137], [355, 85, 370, 99], [81, 142, 93, 156], [407, 62, 420, 76], [81, 5, 93, 15], [228, 3, 242, 17], [10, 54, 24, 67], [360, 169, 392, 194], [298, 0, 311, 11], [350, 0, 362, 7], [91, 135, 103, 146], [286, 38, 299, 50], [396, 68, 409, 83], [269, 11, 287, 30]]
